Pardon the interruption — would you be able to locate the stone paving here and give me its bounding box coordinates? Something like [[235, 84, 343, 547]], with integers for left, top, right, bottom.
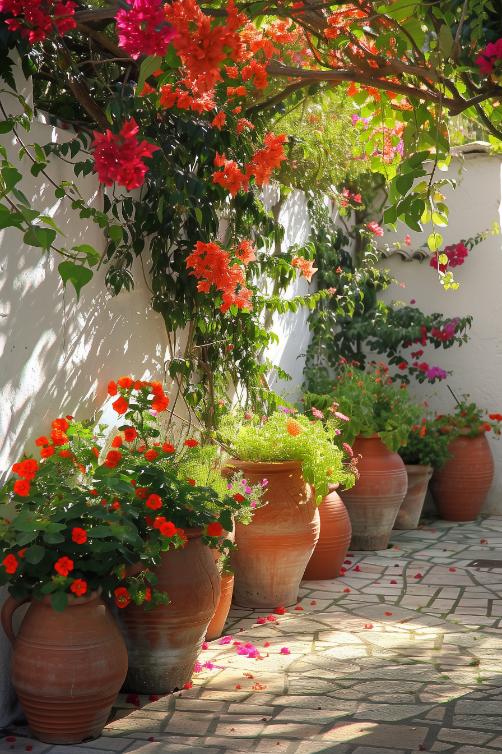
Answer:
[[5, 517, 502, 754]]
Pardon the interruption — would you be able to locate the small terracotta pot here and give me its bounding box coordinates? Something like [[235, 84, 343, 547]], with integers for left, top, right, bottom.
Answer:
[[228, 460, 320, 608], [118, 529, 220, 693], [303, 486, 352, 580], [394, 464, 433, 530], [206, 572, 234, 641], [1, 592, 127, 744], [431, 433, 494, 521], [339, 435, 408, 551]]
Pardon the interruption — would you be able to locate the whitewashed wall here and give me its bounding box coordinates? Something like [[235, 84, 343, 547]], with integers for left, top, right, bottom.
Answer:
[[378, 150, 502, 513]]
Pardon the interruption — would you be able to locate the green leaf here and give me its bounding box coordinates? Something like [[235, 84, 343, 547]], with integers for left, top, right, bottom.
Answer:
[[395, 172, 415, 197], [438, 24, 454, 59], [108, 225, 123, 243], [0, 205, 24, 229], [24, 225, 56, 250], [58, 261, 93, 299], [51, 592, 68, 612], [0, 119, 14, 134], [43, 531, 65, 544], [15, 530, 38, 546], [428, 232, 443, 252], [1, 165, 22, 191], [24, 544, 45, 565], [72, 244, 101, 266], [137, 56, 162, 94], [87, 525, 112, 538]]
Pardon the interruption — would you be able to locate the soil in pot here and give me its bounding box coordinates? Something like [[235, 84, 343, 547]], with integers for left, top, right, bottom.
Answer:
[[394, 464, 433, 530], [430, 433, 494, 521], [339, 435, 407, 551], [118, 529, 220, 693], [228, 460, 320, 608], [303, 486, 351, 580], [1, 592, 127, 745]]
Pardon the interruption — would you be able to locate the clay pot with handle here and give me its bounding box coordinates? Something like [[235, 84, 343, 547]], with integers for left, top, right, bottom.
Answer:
[[1, 592, 127, 744], [228, 460, 320, 608]]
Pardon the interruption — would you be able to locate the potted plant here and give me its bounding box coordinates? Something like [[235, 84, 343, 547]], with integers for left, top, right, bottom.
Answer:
[[100, 379, 261, 694], [305, 361, 421, 550], [0, 402, 182, 744], [396, 417, 451, 529], [219, 409, 356, 607], [431, 400, 502, 521]]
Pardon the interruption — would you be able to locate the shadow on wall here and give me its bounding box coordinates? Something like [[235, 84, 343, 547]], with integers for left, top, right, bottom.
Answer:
[[0, 123, 169, 479]]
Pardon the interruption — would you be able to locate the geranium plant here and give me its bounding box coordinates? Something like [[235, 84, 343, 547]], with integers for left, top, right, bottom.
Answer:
[[218, 408, 357, 503], [0, 377, 260, 610], [435, 400, 502, 439], [304, 361, 421, 452], [398, 418, 451, 468]]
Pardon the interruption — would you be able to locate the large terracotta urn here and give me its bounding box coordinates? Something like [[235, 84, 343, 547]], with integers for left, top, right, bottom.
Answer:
[[339, 435, 407, 551], [303, 485, 352, 580], [118, 529, 220, 693], [228, 460, 320, 608], [430, 433, 494, 521], [394, 464, 433, 530], [1, 592, 127, 744], [206, 572, 234, 641]]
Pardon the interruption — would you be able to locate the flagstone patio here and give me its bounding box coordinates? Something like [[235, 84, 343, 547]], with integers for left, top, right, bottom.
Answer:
[[5, 516, 502, 754]]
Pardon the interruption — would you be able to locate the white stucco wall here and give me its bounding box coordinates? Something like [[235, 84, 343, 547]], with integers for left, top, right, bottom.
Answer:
[[378, 151, 502, 513]]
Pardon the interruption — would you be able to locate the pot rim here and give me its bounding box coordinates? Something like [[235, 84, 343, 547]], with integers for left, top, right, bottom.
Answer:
[[226, 459, 303, 473], [404, 463, 433, 472]]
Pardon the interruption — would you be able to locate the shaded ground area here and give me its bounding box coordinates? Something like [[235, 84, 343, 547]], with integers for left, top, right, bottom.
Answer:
[[5, 517, 502, 754]]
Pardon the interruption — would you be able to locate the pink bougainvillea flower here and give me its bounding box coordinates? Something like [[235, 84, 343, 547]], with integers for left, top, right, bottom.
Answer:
[[218, 635, 233, 644], [390, 579, 398, 584], [414, 573, 423, 579], [202, 642, 209, 650], [343, 587, 351, 593], [448, 567, 457, 572], [404, 234, 412, 246], [384, 611, 393, 616], [274, 606, 286, 615], [475, 37, 502, 75], [115, 0, 176, 59], [363, 623, 374, 629], [367, 221, 384, 236], [192, 661, 203, 673], [294, 605, 304, 611], [279, 647, 291, 655], [256, 616, 267, 624], [92, 118, 159, 190], [310, 600, 317, 605]]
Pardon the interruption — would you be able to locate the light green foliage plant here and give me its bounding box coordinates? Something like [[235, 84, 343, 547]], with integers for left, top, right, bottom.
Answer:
[[219, 410, 356, 503]]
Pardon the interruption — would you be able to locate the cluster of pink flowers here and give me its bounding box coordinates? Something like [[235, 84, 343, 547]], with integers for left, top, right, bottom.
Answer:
[[0, 0, 76, 42], [115, 0, 176, 59], [91, 118, 159, 190], [340, 188, 362, 207], [430, 318, 459, 342], [476, 37, 502, 76], [430, 242, 469, 273]]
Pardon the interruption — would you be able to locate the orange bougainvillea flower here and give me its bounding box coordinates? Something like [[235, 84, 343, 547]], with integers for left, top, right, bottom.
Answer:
[[112, 396, 129, 415], [54, 556, 74, 576], [291, 255, 318, 283], [286, 418, 302, 436]]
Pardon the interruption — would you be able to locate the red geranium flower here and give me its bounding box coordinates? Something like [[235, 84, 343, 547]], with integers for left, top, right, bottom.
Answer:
[[144, 449, 158, 461], [70, 578, 88, 597], [105, 450, 122, 468], [72, 527, 87, 544], [123, 427, 138, 442], [162, 442, 175, 453], [52, 417, 70, 433], [54, 556, 74, 576], [114, 586, 132, 608], [184, 439, 198, 448], [108, 380, 118, 396], [35, 436, 49, 447], [207, 522, 224, 537], [13, 479, 30, 497], [41, 445, 55, 459], [112, 435, 123, 448], [146, 493, 162, 510], [112, 396, 129, 415], [2, 554, 18, 575]]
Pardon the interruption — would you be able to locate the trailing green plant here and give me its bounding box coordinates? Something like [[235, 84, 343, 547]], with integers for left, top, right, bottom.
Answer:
[[398, 418, 452, 468], [303, 362, 422, 452], [218, 409, 356, 503]]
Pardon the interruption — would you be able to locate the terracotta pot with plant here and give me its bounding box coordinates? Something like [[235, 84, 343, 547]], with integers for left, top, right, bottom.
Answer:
[[98, 380, 263, 694], [305, 362, 420, 550], [303, 483, 352, 581], [220, 409, 356, 607], [431, 400, 501, 521], [396, 417, 451, 529], [0, 383, 183, 744]]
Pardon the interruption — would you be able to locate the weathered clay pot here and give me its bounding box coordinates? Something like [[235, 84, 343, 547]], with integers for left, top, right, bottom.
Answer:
[[394, 464, 433, 530], [339, 435, 408, 551], [206, 572, 234, 641], [1, 592, 127, 744], [118, 529, 220, 693], [430, 433, 494, 521], [303, 486, 352, 580], [228, 460, 320, 608]]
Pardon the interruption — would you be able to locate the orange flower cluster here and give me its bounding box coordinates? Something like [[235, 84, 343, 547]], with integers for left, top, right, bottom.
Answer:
[[212, 133, 287, 195], [291, 255, 318, 283], [186, 240, 255, 312], [108, 377, 170, 415]]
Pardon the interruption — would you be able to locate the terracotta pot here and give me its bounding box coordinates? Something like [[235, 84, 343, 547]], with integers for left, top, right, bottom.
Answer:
[[393, 464, 433, 530], [303, 486, 352, 580], [339, 435, 408, 551], [430, 433, 494, 521], [206, 572, 234, 641], [118, 529, 220, 693], [228, 460, 320, 608], [1, 592, 127, 744]]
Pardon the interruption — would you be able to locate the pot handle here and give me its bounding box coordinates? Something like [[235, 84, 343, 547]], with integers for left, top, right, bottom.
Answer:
[[1, 595, 29, 645]]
